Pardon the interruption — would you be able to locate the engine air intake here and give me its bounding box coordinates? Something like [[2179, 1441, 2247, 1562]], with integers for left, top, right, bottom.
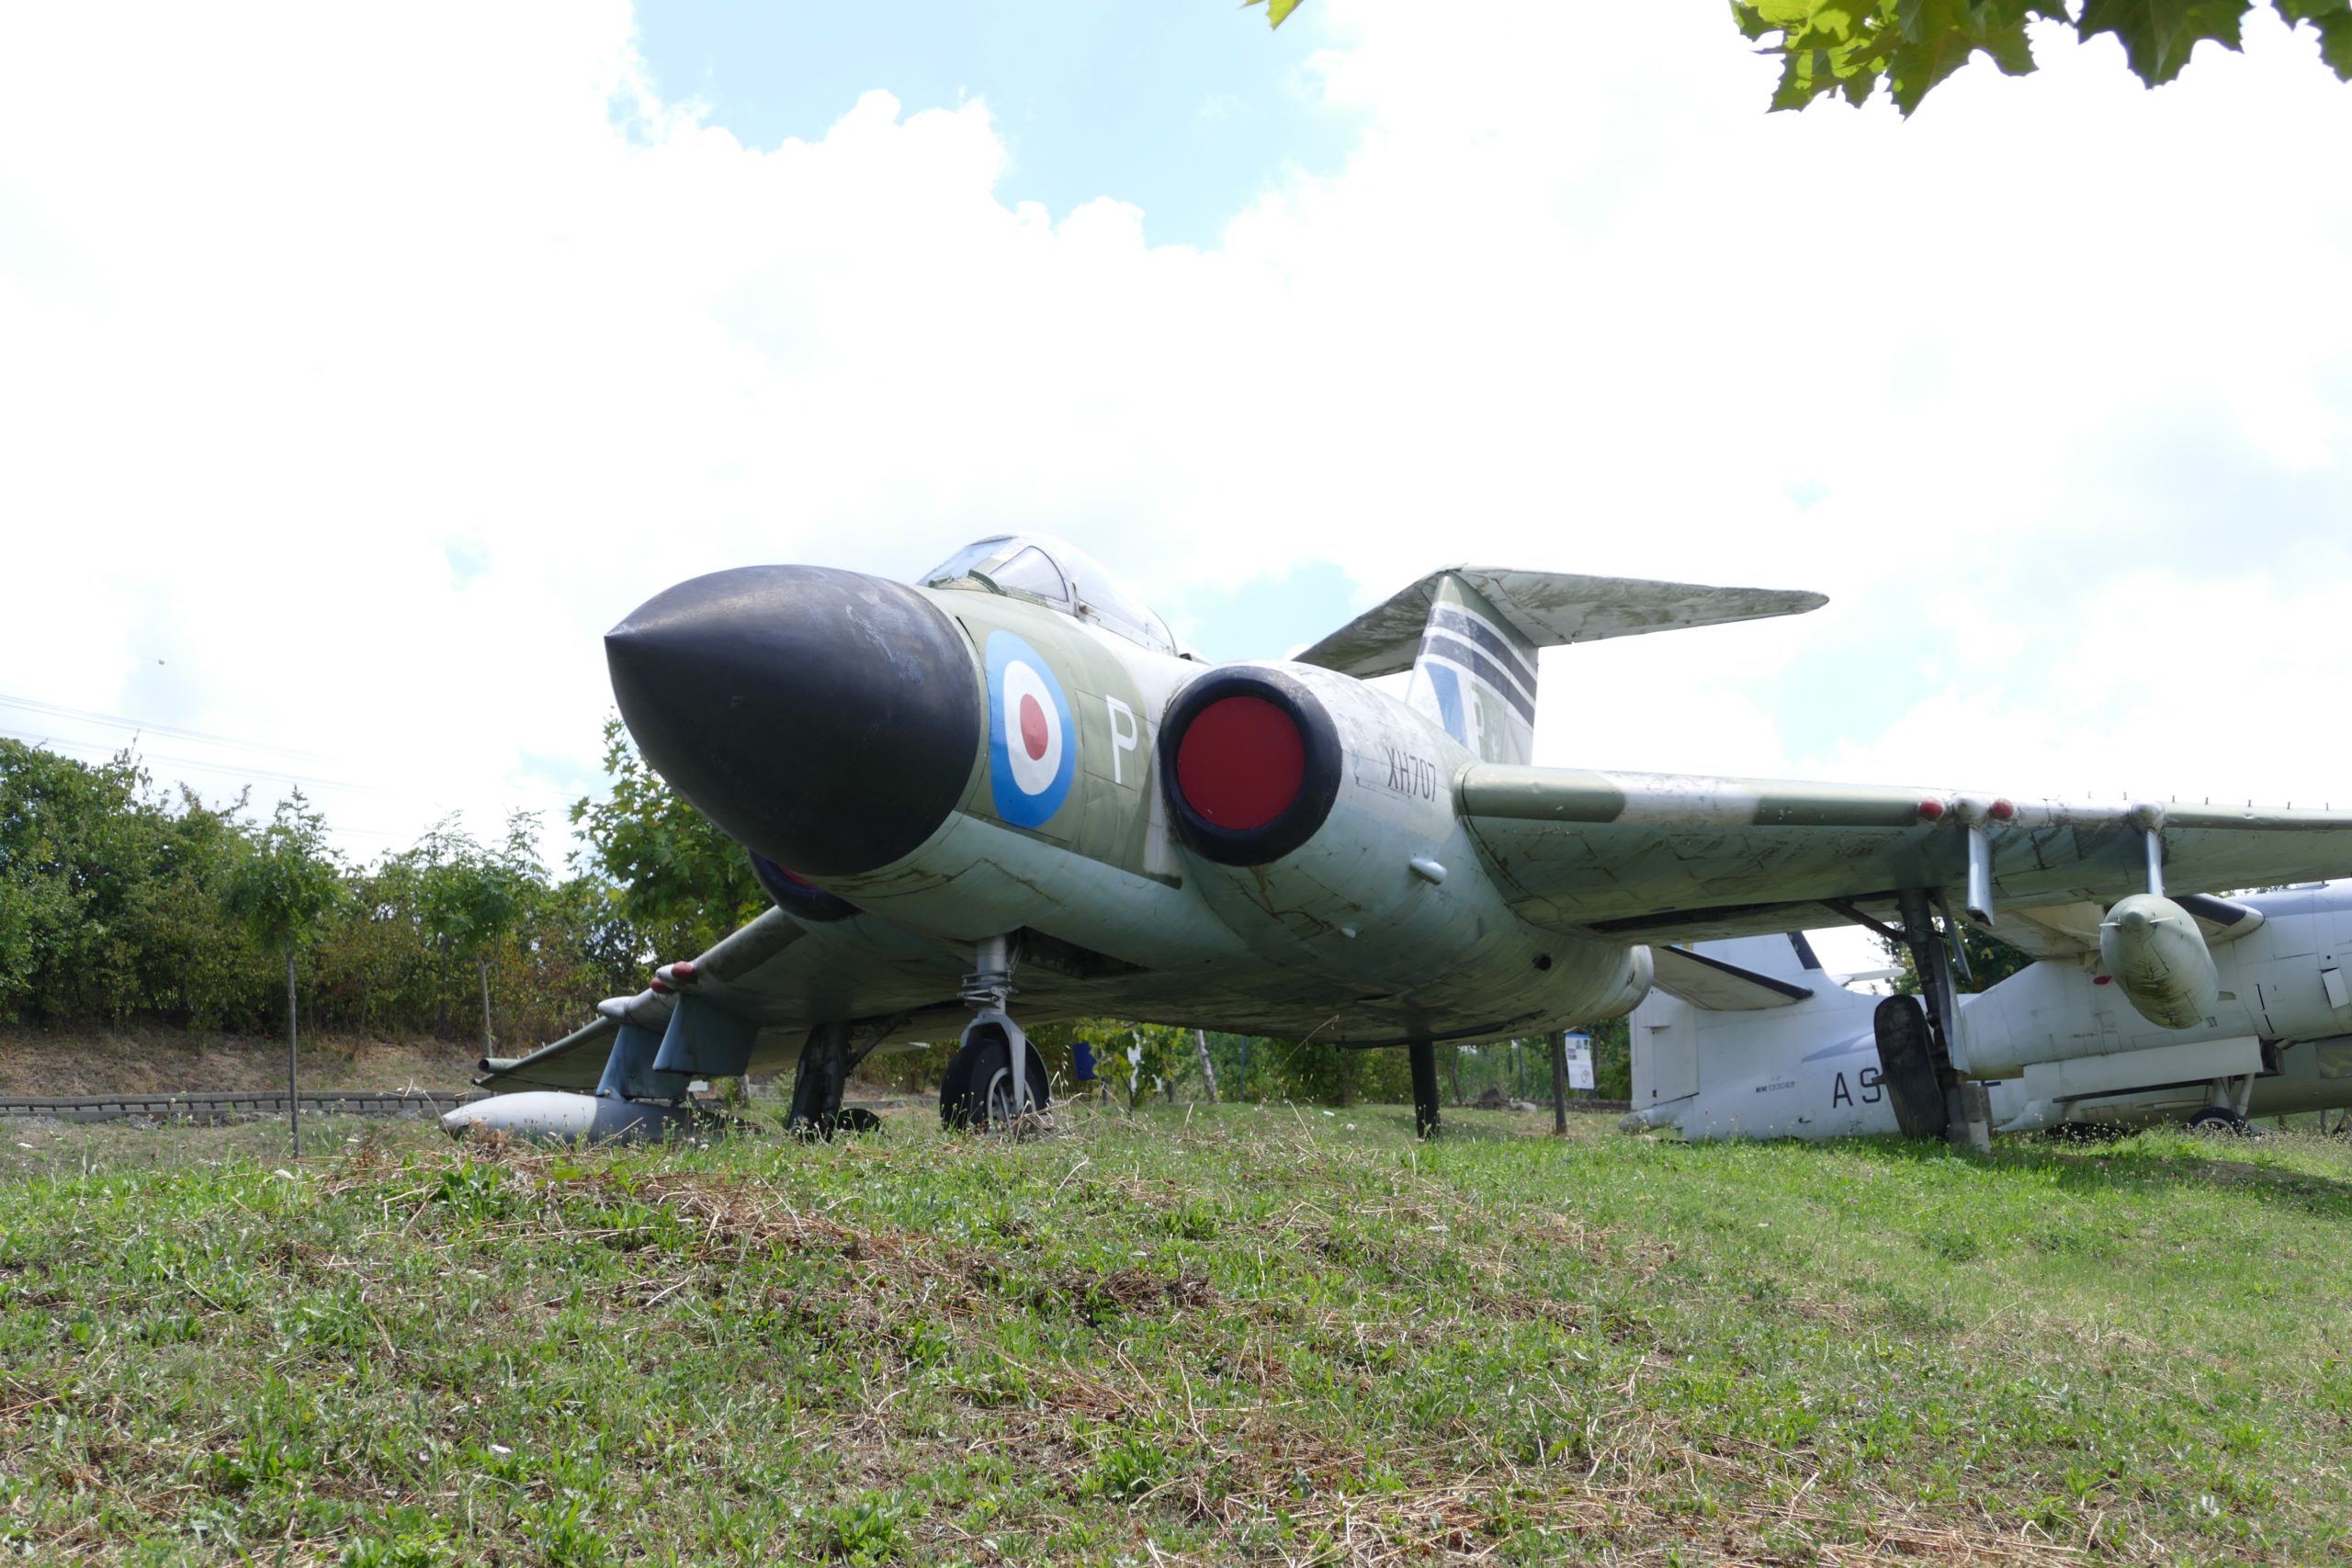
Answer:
[[1178, 697, 1303, 829], [1159, 669, 1342, 866]]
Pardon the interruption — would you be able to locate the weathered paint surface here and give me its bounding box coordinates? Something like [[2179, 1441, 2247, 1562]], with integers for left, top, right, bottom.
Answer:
[[1462, 764, 2352, 944], [2098, 894, 2222, 1029], [1630, 883, 2352, 1141], [1402, 575, 1538, 767], [1297, 566, 1826, 680], [487, 535, 2352, 1098]]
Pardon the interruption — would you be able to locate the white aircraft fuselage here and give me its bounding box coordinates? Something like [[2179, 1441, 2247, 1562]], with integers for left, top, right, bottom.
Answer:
[[1627, 885, 2352, 1140]]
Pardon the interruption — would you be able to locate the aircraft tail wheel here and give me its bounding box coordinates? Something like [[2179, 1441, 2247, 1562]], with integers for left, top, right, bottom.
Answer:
[[941, 1019, 1050, 1133], [1871, 995, 1949, 1141], [2187, 1106, 2250, 1135]]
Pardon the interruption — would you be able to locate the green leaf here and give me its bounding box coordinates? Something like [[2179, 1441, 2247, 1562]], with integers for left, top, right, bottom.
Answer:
[[2319, 11, 2352, 72], [1883, 0, 2045, 112], [1742, 0, 2056, 114], [1734, 3, 1801, 43], [1723, 0, 2352, 110], [2077, 0, 2253, 85], [1244, 0, 1306, 28], [2272, 0, 2352, 76], [1889, 30, 1997, 110]]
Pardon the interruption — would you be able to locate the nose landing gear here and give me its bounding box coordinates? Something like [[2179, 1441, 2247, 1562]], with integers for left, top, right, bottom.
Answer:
[[940, 936, 1052, 1134]]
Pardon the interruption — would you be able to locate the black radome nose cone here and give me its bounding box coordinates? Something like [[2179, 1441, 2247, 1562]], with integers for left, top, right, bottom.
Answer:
[[605, 566, 979, 878]]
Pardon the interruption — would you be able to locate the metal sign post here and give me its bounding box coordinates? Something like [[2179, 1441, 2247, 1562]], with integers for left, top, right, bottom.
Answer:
[[1550, 1031, 1568, 1135], [286, 944, 300, 1160]]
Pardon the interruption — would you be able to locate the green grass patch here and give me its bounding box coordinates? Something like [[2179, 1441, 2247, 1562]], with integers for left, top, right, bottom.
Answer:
[[2, 1105, 2349, 1562]]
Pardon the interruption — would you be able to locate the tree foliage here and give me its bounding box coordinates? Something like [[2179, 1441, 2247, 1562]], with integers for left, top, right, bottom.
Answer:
[[412, 814, 540, 965], [1734, 0, 2351, 115], [219, 793, 345, 958], [1250, 0, 2352, 116], [569, 717, 763, 963], [1029, 1017, 1198, 1108], [1881, 921, 2038, 994], [1242, 0, 1307, 27], [0, 741, 258, 1025], [0, 739, 641, 1049]]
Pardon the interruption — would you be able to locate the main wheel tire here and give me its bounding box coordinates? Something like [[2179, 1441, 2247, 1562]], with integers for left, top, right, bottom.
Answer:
[[940, 1034, 1049, 1131], [2187, 1106, 2250, 1134], [1871, 995, 1948, 1141]]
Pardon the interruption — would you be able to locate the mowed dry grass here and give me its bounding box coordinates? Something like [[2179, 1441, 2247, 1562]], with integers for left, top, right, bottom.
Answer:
[[1, 1101, 2349, 1563]]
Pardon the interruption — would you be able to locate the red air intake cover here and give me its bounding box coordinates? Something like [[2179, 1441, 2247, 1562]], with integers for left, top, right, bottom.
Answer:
[[1176, 696, 1306, 830], [1158, 669, 1341, 867]]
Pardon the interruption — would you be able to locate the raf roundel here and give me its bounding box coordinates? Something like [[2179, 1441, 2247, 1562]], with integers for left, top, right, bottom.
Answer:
[[986, 631, 1077, 829]]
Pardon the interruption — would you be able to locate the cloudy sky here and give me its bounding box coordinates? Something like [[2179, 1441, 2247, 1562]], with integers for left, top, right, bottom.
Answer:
[[3, 1, 2348, 971]]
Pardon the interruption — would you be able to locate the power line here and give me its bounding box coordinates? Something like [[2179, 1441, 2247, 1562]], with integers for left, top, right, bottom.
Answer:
[[0, 694, 584, 809], [0, 728, 585, 816], [0, 691, 336, 762], [3, 730, 593, 864]]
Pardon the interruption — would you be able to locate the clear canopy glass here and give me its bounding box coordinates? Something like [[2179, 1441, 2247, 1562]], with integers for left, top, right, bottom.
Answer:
[[921, 534, 1181, 658]]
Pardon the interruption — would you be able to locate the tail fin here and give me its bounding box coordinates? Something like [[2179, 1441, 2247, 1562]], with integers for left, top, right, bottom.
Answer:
[[1404, 575, 1539, 764], [1295, 565, 1826, 765], [1630, 933, 1865, 1121]]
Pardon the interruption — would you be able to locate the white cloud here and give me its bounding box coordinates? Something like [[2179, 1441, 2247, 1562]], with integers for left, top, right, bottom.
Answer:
[[1, 0, 2347, 884]]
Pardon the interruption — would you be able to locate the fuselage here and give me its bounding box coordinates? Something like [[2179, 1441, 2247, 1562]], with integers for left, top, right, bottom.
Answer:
[[1628, 886, 2352, 1139], [603, 553, 1647, 1046]]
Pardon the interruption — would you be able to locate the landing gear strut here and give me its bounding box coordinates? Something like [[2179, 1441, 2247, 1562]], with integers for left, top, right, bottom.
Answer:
[[1409, 1040, 1441, 1141], [786, 1020, 850, 1137], [2189, 1072, 2256, 1134], [1849, 890, 1992, 1152], [940, 935, 1049, 1134]]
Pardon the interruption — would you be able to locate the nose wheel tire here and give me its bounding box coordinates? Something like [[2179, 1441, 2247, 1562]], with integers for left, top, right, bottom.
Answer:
[[941, 1035, 1050, 1133], [2187, 1106, 2250, 1135]]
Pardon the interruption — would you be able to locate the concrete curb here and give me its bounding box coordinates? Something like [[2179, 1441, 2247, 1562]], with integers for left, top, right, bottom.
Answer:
[[0, 1090, 489, 1125]]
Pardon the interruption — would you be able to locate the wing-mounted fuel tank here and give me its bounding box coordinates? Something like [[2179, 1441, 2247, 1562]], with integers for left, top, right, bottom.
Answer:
[[1155, 660, 1645, 1021], [2099, 893, 2221, 1030]]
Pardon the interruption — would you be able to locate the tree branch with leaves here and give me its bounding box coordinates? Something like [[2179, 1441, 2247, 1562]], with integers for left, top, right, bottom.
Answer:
[[1249, 0, 2352, 116], [219, 793, 345, 1156]]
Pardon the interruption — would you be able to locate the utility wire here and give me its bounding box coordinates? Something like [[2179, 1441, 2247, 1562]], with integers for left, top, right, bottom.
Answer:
[[3, 729, 586, 863], [0, 728, 583, 814], [0, 691, 336, 762], [0, 694, 582, 809]]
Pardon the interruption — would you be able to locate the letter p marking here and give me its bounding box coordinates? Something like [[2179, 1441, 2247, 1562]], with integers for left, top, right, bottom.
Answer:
[[1105, 695, 1140, 785]]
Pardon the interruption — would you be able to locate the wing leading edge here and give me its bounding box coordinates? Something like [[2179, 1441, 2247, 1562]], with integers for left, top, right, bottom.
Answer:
[[1460, 764, 2352, 945]]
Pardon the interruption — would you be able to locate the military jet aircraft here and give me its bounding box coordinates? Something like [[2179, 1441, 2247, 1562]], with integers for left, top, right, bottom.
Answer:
[[1624, 883, 2352, 1140], [447, 534, 2352, 1147]]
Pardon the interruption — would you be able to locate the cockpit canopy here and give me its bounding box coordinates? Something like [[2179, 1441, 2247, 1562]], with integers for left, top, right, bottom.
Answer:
[[922, 535, 1184, 658]]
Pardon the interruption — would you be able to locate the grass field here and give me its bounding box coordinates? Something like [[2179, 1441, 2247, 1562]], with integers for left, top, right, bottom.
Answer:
[[2, 1102, 2349, 1565]]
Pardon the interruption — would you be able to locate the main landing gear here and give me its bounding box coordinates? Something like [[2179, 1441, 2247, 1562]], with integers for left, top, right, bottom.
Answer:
[[785, 1017, 895, 1140], [786, 1020, 850, 1137], [1855, 888, 1992, 1153], [1409, 1040, 1442, 1141], [2188, 1074, 2256, 1134], [940, 935, 1050, 1134]]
